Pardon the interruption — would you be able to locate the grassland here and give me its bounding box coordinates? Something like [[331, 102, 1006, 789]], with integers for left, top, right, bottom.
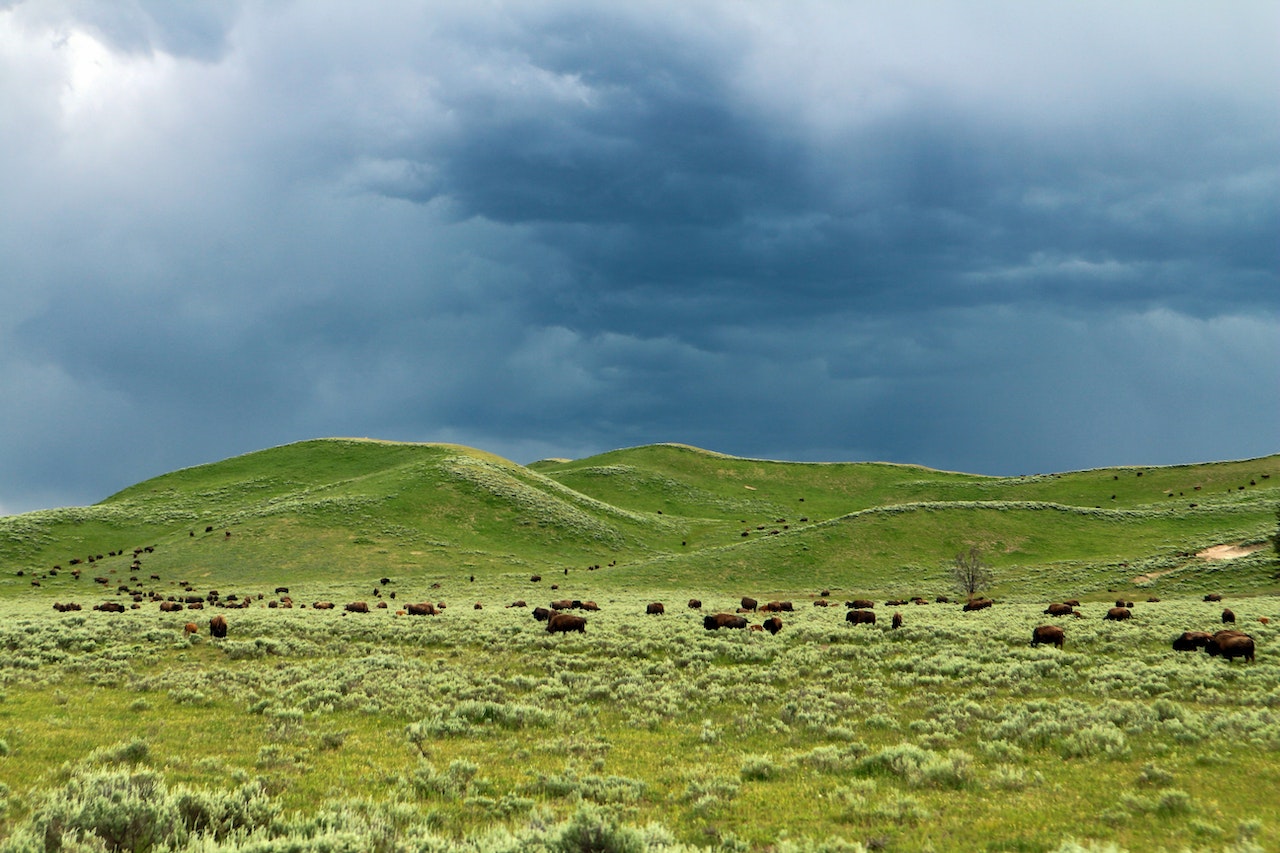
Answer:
[[0, 439, 1277, 852]]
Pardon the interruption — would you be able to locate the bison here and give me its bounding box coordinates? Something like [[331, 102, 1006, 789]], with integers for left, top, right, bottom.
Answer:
[[1044, 603, 1075, 616], [1205, 630, 1255, 662], [344, 602, 370, 614], [159, 601, 183, 612], [687, 598, 702, 609], [740, 597, 758, 612], [209, 615, 228, 638], [532, 607, 552, 622], [312, 601, 335, 610], [847, 599, 875, 609], [1222, 608, 1236, 624], [846, 609, 876, 625], [704, 613, 749, 630], [1104, 606, 1131, 621], [183, 622, 198, 635], [550, 599, 574, 611], [547, 612, 586, 634], [1031, 625, 1065, 648], [1203, 593, 1223, 602], [891, 611, 903, 630], [646, 602, 665, 615], [962, 598, 993, 612], [1062, 599, 1081, 607], [406, 602, 438, 616], [1172, 631, 1213, 651], [763, 616, 783, 634]]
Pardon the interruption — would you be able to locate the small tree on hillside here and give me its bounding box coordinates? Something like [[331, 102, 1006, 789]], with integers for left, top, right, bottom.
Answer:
[[951, 546, 993, 599]]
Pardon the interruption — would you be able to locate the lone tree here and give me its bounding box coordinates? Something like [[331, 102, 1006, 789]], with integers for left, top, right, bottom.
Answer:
[[951, 546, 993, 598]]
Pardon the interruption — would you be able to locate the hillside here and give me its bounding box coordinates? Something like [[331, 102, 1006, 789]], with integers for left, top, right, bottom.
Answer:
[[1, 438, 1277, 601]]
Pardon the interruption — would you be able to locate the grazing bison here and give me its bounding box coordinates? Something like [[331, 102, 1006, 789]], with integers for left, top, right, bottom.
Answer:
[[891, 611, 903, 630], [740, 597, 758, 612], [1205, 630, 1255, 662], [687, 599, 702, 609], [275, 587, 289, 594], [159, 601, 183, 612], [1222, 608, 1236, 624], [847, 599, 875, 610], [507, 600, 527, 608], [312, 601, 335, 610], [846, 609, 876, 625], [1172, 631, 1213, 651], [962, 598, 993, 612], [406, 602, 438, 616], [210, 615, 228, 638], [1204, 593, 1223, 602], [547, 613, 586, 634], [579, 601, 600, 611], [813, 599, 830, 607], [1104, 606, 1131, 621], [704, 613, 749, 630], [763, 616, 783, 634], [532, 607, 552, 622], [550, 599, 574, 611], [1062, 599, 1081, 607], [94, 602, 126, 613], [183, 622, 198, 635], [1045, 603, 1075, 616], [646, 602, 665, 615], [1031, 625, 1065, 648], [344, 602, 370, 614]]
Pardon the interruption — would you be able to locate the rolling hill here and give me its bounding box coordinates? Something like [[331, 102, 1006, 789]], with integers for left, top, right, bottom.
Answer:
[[2, 438, 1276, 601]]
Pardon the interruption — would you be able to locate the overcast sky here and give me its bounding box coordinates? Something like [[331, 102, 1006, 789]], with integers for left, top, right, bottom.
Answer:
[[1, 1, 1277, 515]]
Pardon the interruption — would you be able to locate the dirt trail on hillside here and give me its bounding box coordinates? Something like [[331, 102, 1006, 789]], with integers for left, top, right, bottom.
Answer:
[[1132, 542, 1268, 584]]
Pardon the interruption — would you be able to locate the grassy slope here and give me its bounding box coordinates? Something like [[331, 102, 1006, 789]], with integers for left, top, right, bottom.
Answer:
[[2, 439, 1278, 601]]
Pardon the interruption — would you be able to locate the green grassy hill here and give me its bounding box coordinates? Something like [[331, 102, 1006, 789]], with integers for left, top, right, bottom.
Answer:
[[2, 438, 1277, 602]]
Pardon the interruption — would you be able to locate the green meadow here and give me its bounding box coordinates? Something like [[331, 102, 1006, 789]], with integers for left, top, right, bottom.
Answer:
[[0, 439, 1277, 852]]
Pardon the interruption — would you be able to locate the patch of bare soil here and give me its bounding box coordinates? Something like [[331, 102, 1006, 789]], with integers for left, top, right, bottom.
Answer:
[[1132, 568, 1177, 585], [1196, 543, 1268, 561]]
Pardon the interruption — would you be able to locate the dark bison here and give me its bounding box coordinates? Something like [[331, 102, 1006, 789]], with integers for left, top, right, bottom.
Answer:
[[813, 599, 830, 607], [1044, 603, 1075, 616], [763, 616, 783, 634], [210, 615, 228, 638], [1205, 630, 1254, 662], [550, 599, 574, 611], [1172, 631, 1213, 651], [847, 599, 875, 609], [94, 602, 126, 613], [159, 601, 183, 612], [1031, 625, 1065, 648], [846, 609, 876, 625], [704, 613, 748, 630], [891, 611, 903, 630], [532, 606, 551, 622], [406, 602, 438, 616], [962, 598, 993, 612], [1203, 593, 1222, 602], [646, 602, 665, 615], [1104, 607, 1132, 621], [344, 602, 370, 614], [1062, 599, 1081, 607], [740, 597, 758, 612], [547, 612, 586, 634], [507, 600, 527, 608], [1222, 608, 1236, 624], [687, 599, 702, 609]]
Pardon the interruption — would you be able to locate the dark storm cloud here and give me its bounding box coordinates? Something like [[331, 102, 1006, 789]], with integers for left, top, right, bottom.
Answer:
[[0, 1, 1276, 515]]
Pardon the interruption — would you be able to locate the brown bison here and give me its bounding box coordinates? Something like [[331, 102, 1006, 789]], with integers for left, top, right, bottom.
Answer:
[[740, 597, 758, 612], [962, 598, 993, 612], [550, 599, 574, 611], [579, 601, 600, 611], [94, 602, 126, 613], [646, 602, 665, 615], [406, 602, 438, 616], [183, 622, 198, 635], [704, 613, 748, 630], [312, 601, 335, 610], [507, 600, 527, 608], [532, 606, 552, 622], [1031, 625, 1065, 648], [344, 602, 370, 614], [762, 616, 783, 634], [1204, 593, 1223, 602], [1222, 608, 1236, 624], [1104, 606, 1131, 621], [846, 609, 876, 625], [891, 611, 903, 630], [847, 599, 875, 609], [1062, 599, 1081, 607], [210, 615, 228, 638], [687, 598, 702, 609], [547, 612, 586, 634], [1172, 631, 1213, 651], [1044, 603, 1075, 616], [813, 599, 830, 607], [1205, 630, 1255, 662], [159, 601, 183, 612]]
